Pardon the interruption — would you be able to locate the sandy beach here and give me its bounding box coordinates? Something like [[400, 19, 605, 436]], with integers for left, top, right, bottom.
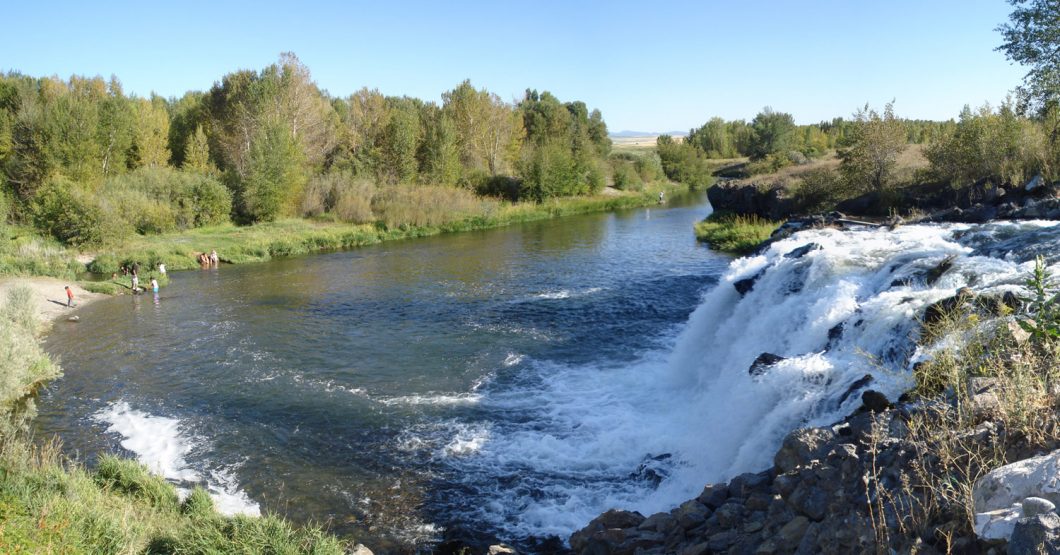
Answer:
[[0, 277, 107, 324]]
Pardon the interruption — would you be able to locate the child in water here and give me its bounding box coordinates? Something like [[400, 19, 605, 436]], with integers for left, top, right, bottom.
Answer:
[[150, 277, 159, 294]]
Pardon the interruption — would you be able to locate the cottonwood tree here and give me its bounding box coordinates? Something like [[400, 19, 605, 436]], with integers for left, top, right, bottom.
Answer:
[[131, 96, 170, 168]]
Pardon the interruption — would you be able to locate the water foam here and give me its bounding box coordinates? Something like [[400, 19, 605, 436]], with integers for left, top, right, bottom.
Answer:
[[96, 402, 261, 516], [448, 222, 1049, 541]]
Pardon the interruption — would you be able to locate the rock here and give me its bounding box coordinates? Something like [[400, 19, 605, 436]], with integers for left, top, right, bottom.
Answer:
[[923, 287, 975, 325], [677, 542, 709, 555], [1008, 320, 1033, 343], [788, 481, 829, 521], [835, 374, 873, 408], [926, 255, 956, 286], [728, 471, 770, 498], [967, 377, 1001, 417], [774, 428, 835, 474], [749, 353, 785, 377], [351, 545, 374, 555], [713, 502, 743, 529], [974, 449, 1060, 541], [638, 512, 677, 533], [860, 390, 891, 412], [67, 315, 80, 322], [1025, 173, 1044, 193], [734, 274, 761, 296], [706, 530, 740, 551], [570, 509, 644, 551], [784, 243, 821, 259], [675, 500, 710, 529], [488, 545, 517, 555], [777, 516, 810, 547], [1009, 512, 1060, 554], [1023, 497, 1057, 519], [697, 483, 729, 509]]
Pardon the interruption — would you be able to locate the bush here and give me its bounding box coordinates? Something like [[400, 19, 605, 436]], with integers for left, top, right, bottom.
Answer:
[[657, 137, 715, 188], [792, 167, 855, 214], [611, 160, 644, 191], [693, 212, 780, 254], [32, 178, 130, 247], [475, 175, 523, 201], [926, 103, 1047, 188], [372, 184, 492, 228], [300, 172, 375, 224]]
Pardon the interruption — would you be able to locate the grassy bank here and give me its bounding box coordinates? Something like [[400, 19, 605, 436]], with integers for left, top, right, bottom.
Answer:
[[694, 212, 782, 255], [0, 287, 348, 553], [81, 185, 680, 274]]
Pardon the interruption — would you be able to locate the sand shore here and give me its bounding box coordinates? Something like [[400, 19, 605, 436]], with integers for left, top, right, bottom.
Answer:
[[0, 277, 108, 324]]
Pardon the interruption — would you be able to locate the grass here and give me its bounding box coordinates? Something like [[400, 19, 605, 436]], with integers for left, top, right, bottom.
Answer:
[[80, 184, 680, 274], [0, 225, 84, 281], [0, 287, 349, 554], [694, 212, 781, 254]]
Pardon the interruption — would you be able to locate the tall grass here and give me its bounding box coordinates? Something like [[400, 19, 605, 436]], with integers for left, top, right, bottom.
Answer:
[[693, 212, 781, 254], [0, 287, 61, 437], [0, 225, 84, 280]]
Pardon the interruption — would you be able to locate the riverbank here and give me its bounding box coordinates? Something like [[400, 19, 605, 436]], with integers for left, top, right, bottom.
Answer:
[[0, 286, 357, 553]]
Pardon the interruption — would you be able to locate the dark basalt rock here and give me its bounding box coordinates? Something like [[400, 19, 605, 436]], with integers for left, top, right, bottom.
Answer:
[[733, 271, 764, 296], [860, 390, 891, 413], [749, 353, 786, 377], [784, 243, 822, 259], [836, 374, 874, 408]]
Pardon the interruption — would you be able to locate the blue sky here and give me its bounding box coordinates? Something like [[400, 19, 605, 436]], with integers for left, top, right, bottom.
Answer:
[[1, 1, 1026, 132]]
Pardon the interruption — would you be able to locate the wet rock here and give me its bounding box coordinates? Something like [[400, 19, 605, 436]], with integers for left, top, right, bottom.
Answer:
[[836, 374, 873, 408], [749, 353, 785, 377], [713, 501, 743, 529], [926, 254, 956, 286], [734, 273, 761, 296], [630, 453, 672, 486], [923, 287, 975, 325], [1009, 512, 1060, 554], [860, 390, 891, 413], [784, 243, 822, 259], [638, 512, 677, 533], [728, 471, 770, 498], [1025, 173, 1044, 193], [826, 322, 844, 347], [1022, 497, 1057, 519]]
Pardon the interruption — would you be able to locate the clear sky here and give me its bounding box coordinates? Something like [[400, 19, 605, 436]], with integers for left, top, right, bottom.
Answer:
[[1, 0, 1027, 132]]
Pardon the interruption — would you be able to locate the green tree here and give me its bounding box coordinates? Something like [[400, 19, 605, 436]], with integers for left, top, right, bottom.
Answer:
[[131, 96, 170, 168], [839, 102, 908, 193], [183, 124, 216, 175], [997, 0, 1060, 113], [749, 108, 796, 160], [238, 122, 305, 222]]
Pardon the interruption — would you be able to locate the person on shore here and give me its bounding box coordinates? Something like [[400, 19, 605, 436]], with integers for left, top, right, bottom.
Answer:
[[150, 277, 159, 294], [65, 286, 74, 307], [158, 262, 166, 275], [658, 191, 665, 204], [210, 249, 219, 266]]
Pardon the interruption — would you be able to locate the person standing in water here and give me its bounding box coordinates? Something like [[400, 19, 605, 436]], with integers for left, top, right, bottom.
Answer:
[[210, 249, 219, 266], [65, 286, 74, 307], [150, 277, 159, 294], [131, 271, 139, 292]]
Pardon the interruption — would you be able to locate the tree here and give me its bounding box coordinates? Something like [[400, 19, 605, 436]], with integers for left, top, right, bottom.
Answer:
[[183, 124, 216, 175], [238, 122, 305, 222], [997, 0, 1060, 113], [442, 80, 521, 175], [131, 96, 170, 168], [749, 108, 796, 160], [839, 102, 907, 193]]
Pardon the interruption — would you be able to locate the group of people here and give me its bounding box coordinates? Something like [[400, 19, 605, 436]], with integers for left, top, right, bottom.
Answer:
[[112, 262, 160, 295], [198, 249, 219, 268]]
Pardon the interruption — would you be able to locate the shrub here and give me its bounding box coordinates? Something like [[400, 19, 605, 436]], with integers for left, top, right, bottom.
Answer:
[[372, 184, 491, 228], [693, 212, 780, 254], [791, 167, 855, 214], [32, 178, 130, 247], [611, 160, 643, 191]]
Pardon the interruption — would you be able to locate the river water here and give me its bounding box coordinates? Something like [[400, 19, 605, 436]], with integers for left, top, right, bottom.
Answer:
[[36, 192, 730, 551]]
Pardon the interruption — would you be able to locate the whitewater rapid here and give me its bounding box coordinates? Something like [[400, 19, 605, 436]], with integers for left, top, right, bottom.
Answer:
[[443, 220, 1058, 541]]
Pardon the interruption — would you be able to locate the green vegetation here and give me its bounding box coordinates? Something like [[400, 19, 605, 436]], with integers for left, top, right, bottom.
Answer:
[[0, 55, 686, 252], [0, 287, 347, 554], [693, 213, 781, 255]]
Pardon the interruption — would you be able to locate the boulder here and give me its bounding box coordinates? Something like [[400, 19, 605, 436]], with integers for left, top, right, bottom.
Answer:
[[784, 243, 822, 259], [1022, 497, 1057, 519], [749, 353, 785, 377], [974, 449, 1060, 541], [860, 390, 891, 413], [569, 509, 645, 552], [774, 428, 835, 474], [1009, 512, 1060, 555], [350, 545, 374, 555]]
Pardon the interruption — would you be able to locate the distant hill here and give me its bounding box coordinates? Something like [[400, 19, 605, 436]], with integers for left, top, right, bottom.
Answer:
[[610, 130, 687, 138]]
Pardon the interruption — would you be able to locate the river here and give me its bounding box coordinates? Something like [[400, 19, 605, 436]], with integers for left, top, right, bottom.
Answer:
[[35, 191, 730, 552]]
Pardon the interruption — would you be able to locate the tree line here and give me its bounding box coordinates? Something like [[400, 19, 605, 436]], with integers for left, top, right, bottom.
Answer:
[[0, 53, 660, 246]]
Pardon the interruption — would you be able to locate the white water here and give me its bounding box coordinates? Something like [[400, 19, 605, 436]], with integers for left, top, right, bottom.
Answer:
[[451, 221, 1057, 540], [96, 401, 261, 516]]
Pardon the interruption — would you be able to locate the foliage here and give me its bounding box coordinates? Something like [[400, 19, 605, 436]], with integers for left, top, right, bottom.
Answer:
[[238, 122, 306, 222], [839, 102, 908, 193], [749, 107, 797, 160], [656, 136, 715, 188], [693, 212, 780, 254], [0, 287, 60, 437], [997, 0, 1060, 114], [1019, 255, 1060, 342], [791, 167, 855, 213], [925, 102, 1047, 187]]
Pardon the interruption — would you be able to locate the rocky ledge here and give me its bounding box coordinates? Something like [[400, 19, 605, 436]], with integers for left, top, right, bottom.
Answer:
[[570, 385, 1060, 555]]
